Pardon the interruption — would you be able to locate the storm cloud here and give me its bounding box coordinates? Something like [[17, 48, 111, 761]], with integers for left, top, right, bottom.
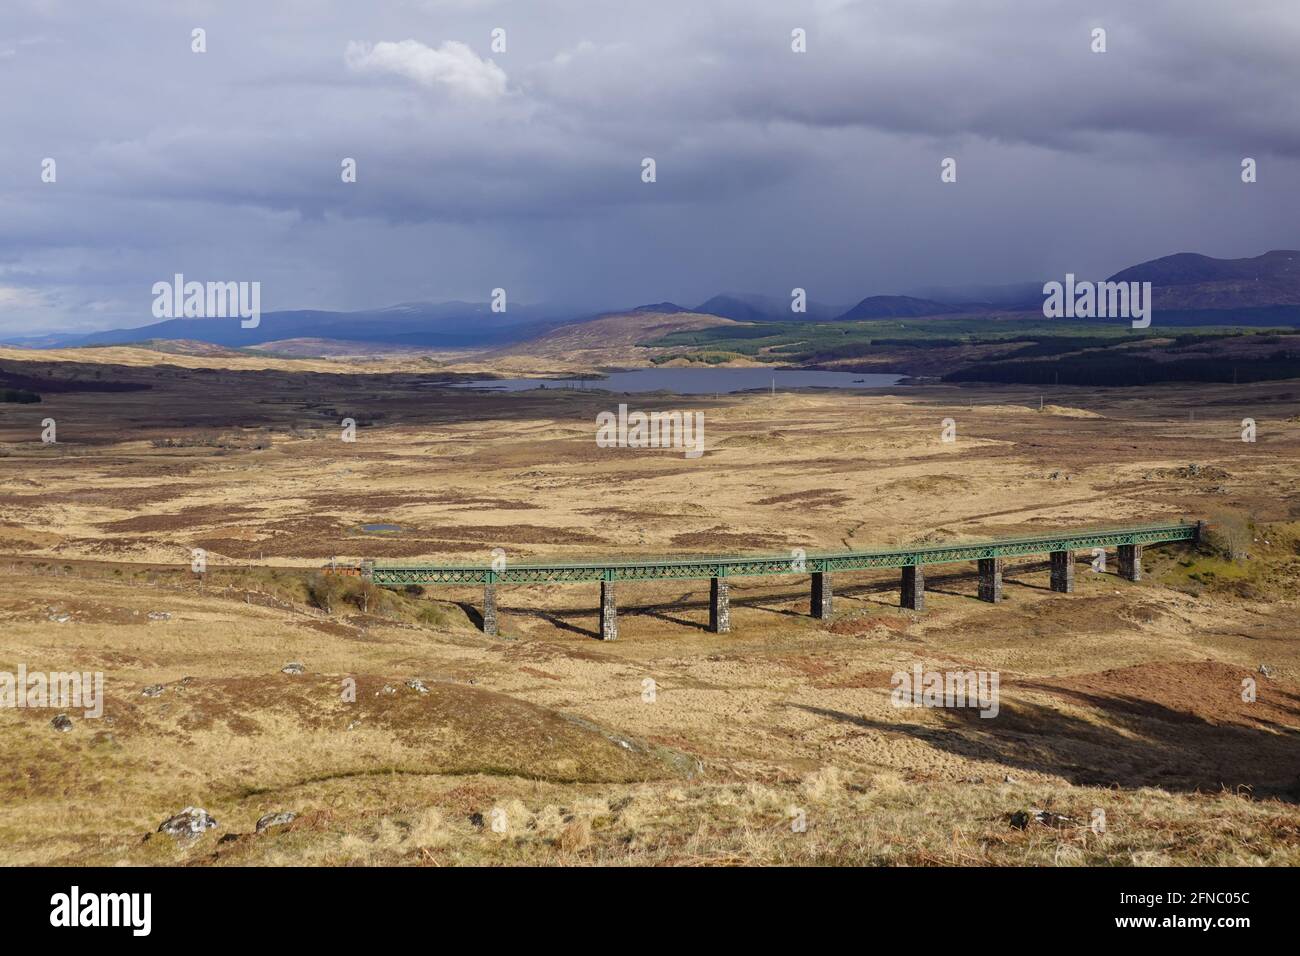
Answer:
[[1, 0, 1297, 334]]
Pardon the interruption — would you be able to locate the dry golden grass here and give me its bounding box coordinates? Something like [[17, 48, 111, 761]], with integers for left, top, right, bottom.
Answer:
[[1, 355, 1298, 865]]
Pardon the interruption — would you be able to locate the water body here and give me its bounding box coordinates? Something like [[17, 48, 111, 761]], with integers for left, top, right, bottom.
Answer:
[[450, 367, 901, 394], [361, 523, 403, 533]]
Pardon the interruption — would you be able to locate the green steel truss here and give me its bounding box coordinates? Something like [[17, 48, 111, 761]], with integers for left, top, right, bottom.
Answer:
[[368, 521, 1198, 587]]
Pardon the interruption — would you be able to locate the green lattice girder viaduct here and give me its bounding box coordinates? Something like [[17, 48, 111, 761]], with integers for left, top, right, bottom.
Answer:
[[366, 520, 1202, 640]]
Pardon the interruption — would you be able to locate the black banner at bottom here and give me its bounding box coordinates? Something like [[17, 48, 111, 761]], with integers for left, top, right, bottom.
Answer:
[[0, 864, 1280, 941]]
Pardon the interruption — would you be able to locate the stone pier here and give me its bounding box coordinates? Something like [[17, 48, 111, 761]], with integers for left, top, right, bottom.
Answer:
[[977, 558, 1002, 603], [1049, 550, 1074, 593], [482, 583, 498, 636], [810, 572, 833, 619], [901, 565, 925, 611], [709, 577, 731, 633], [600, 580, 618, 641], [1118, 544, 1142, 581]]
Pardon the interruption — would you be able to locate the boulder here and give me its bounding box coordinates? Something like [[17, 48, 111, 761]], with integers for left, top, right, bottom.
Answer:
[[158, 807, 218, 841], [255, 811, 297, 834]]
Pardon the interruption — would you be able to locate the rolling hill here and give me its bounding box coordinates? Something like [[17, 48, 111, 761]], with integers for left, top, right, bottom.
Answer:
[[484, 309, 737, 366], [833, 295, 965, 321], [694, 293, 846, 323], [1107, 249, 1300, 311]]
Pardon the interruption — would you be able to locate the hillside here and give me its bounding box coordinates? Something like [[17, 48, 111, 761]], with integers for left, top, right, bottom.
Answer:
[[695, 293, 845, 323], [1109, 250, 1300, 311], [834, 295, 965, 321], [0, 344, 433, 376], [484, 309, 740, 365]]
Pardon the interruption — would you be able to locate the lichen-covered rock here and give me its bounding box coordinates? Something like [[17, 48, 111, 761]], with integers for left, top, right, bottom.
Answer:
[[141, 684, 165, 698], [158, 807, 218, 841], [50, 713, 73, 732], [281, 662, 305, 675], [405, 678, 429, 694], [255, 811, 297, 834]]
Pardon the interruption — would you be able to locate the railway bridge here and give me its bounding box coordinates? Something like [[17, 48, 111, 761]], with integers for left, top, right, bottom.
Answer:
[[362, 520, 1203, 639]]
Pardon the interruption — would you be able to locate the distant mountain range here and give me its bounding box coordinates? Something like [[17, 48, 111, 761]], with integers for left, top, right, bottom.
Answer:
[[8, 250, 1299, 352], [17, 302, 579, 351]]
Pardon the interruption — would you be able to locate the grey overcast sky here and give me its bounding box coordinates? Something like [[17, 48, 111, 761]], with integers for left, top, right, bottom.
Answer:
[[1, 0, 1298, 333]]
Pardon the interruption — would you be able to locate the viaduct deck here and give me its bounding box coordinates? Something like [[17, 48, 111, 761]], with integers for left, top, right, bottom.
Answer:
[[362, 520, 1202, 639]]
